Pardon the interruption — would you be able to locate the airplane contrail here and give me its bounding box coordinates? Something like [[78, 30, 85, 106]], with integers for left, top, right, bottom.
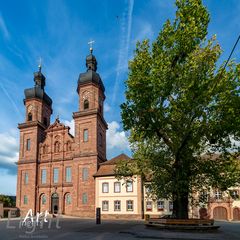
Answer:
[[0, 82, 22, 117], [112, 0, 134, 105]]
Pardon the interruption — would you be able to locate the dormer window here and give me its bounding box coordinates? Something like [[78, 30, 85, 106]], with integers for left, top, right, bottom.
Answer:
[[84, 99, 89, 110], [28, 113, 32, 121]]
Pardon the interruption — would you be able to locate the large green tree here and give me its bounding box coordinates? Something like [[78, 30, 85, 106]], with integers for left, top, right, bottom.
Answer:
[[119, 0, 240, 219]]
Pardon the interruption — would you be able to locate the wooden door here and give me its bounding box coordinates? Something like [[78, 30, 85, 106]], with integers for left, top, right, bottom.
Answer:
[[233, 208, 240, 221], [213, 207, 227, 220]]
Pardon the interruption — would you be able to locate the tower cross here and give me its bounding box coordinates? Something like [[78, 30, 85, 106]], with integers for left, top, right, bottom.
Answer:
[[38, 57, 42, 72], [88, 40, 95, 53]]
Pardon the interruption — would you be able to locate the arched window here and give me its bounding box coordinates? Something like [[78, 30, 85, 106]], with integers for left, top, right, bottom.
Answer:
[[54, 141, 60, 153], [84, 99, 89, 110], [66, 193, 71, 205], [28, 113, 32, 121], [42, 194, 47, 205]]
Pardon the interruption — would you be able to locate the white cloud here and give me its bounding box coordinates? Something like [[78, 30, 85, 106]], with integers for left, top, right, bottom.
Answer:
[[0, 129, 18, 176], [107, 121, 130, 151], [0, 130, 19, 164], [0, 13, 10, 40], [63, 119, 75, 136]]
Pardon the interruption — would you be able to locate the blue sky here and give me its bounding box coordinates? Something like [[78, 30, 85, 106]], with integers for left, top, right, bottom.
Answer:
[[0, 0, 240, 195]]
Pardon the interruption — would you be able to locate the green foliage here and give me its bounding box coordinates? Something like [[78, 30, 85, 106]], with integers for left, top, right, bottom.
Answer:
[[0, 195, 15, 207], [119, 0, 240, 218]]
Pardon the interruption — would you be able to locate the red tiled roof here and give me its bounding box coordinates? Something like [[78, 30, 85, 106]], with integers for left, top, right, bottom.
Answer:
[[101, 153, 131, 165], [94, 153, 131, 177]]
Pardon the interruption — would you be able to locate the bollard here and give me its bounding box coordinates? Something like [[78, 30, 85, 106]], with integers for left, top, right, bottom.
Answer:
[[96, 207, 101, 224]]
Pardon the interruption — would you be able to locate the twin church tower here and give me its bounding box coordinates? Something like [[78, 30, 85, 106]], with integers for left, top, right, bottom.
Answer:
[[16, 48, 108, 217]]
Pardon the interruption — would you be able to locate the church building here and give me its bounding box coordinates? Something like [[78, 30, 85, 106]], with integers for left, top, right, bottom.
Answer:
[[16, 48, 108, 217]]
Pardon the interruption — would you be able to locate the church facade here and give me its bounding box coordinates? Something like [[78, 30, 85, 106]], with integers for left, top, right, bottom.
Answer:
[[16, 49, 108, 217]]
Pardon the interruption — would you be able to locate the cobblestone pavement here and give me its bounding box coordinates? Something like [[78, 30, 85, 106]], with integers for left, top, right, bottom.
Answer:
[[0, 217, 239, 240]]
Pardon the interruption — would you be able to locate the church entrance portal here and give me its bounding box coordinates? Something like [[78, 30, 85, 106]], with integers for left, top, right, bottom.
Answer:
[[51, 193, 59, 214]]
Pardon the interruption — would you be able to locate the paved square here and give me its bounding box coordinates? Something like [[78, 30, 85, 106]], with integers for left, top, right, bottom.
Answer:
[[0, 218, 240, 240]]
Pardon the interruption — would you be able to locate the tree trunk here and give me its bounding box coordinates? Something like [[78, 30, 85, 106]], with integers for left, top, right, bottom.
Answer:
[[172, 156, 190, 219], [172, 191, 189, 219]]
